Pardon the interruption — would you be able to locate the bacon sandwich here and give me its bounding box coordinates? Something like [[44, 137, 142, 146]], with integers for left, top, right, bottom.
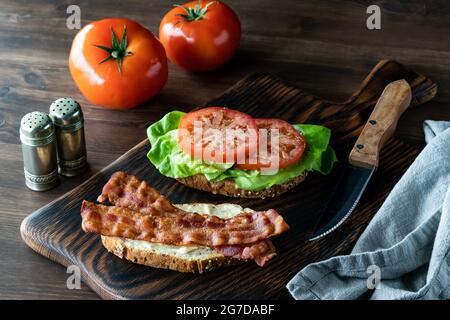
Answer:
[[80, 172, 290, 273]]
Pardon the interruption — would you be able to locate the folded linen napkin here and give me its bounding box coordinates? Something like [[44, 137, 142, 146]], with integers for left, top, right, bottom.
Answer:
[[287, 120, 450, 300]]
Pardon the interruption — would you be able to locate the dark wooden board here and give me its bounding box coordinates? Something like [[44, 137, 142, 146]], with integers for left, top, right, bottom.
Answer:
[[20, 60, 436, 299]]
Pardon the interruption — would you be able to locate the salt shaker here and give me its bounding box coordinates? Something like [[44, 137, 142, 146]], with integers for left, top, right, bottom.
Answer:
[[20, 112, 59, 191], [49, 98, 87, 177]]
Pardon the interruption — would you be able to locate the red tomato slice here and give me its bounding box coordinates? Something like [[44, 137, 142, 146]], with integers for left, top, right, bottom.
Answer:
[[236, 119, 306, 170], [178, 107, 258, 163]]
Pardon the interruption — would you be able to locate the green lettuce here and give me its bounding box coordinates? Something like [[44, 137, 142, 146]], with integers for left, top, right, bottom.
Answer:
[[147, 111, 337, 191]]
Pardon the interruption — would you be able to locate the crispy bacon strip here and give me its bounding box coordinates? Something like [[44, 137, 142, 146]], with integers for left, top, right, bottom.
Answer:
[[215, 241, 277, 267], [96, 172, 289, 241], [84, 172, 288, 266], [81, 200, 287, 246], [97, 172, 169, 213]]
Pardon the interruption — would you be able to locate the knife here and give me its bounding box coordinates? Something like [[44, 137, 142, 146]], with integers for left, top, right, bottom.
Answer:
[[309, 79, 412, 240]]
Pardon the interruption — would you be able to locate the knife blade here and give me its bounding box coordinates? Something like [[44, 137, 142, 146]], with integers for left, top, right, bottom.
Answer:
[[310, 79, 412, 240]]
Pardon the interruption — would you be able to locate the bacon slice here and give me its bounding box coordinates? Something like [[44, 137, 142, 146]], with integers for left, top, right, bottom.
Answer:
[[97, 172, 169, 213], [82, 171, 289, 266], [96, 172, 289, 242], [215, 241, 277, 267], [81, 200, 287, 246]]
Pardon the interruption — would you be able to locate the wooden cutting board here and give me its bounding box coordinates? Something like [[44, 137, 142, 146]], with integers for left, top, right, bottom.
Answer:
[[20, 60, 436, 300]]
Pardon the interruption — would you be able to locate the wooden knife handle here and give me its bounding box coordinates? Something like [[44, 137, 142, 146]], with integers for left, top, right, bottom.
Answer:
[[349, 79, 412, 169]]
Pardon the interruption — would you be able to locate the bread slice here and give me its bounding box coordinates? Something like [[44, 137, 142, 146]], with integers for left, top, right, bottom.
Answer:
[[101, 203, 254, 273], [177, 172, 307, 199]]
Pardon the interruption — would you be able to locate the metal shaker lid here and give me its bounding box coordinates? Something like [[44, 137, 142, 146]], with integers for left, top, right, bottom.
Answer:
[[20, 112, 55, 145], [49, 98, 83, 129]]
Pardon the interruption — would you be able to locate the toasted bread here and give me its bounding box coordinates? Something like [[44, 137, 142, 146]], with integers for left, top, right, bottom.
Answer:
[[177, 172, 307, 199], [101, 236, 238, 273], [101, 203, 253, 273]]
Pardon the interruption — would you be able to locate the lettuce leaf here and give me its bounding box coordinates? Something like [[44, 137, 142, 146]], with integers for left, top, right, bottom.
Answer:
[[147, 111, 337, 191], [147, 111, 233, 180]]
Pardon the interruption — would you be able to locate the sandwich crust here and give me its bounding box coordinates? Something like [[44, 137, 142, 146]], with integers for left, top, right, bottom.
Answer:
[[101, 236, 240, 273], [177, 172, 307, 199]]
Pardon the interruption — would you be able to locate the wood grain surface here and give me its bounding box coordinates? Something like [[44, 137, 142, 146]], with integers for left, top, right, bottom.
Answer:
[[20, 61, 435, 299], [2, 0, 450, 300], [349, 80, 412, 169]]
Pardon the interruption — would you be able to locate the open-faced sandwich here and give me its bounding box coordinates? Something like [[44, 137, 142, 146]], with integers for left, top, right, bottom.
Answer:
[[147, 107, 337, 198], [80, 172, 290, 273]]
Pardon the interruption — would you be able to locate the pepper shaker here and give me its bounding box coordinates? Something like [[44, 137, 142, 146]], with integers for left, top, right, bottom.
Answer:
[[20, 112, 59, 191], [49, 98, 87, 177]]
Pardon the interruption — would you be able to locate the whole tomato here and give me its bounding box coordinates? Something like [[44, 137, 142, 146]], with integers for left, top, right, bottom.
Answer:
[[69, 18, 168, 109], [159, 1, 241, 72]]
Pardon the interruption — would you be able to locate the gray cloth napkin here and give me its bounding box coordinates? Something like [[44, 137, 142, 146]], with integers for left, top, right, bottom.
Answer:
[[287, 120, 450, 300]]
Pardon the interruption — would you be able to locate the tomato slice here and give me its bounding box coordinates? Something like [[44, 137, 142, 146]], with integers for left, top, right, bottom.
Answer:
[[178, 107, 258, 163], [236, 119, 306, 170]]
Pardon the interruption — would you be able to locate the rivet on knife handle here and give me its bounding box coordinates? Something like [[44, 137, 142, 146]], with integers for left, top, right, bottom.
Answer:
[[349, 79, 412, 169]]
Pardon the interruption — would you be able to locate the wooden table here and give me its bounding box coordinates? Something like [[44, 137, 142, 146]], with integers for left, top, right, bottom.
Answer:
[[1, 0, 449, 300]]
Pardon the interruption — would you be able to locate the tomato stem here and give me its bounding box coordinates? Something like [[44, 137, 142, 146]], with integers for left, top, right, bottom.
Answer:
[[93, 25, 133, 74], [174, 0, 216, 21]]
